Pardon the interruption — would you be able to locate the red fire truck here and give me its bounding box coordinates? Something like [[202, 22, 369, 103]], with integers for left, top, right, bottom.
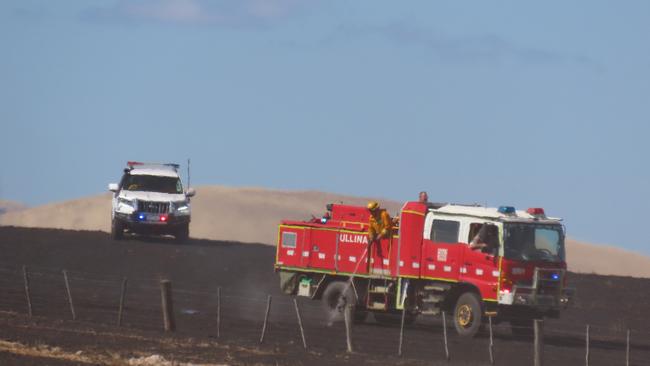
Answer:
[[275, 201, 573, 337]]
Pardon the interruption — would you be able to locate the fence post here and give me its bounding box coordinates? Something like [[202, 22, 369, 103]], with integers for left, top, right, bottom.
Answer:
[[62, 270, 76, 320], [160, 280, 175, 332], [488, 315, 494, 365], [344, 304, 353, 353], [442, 311, 450, 361], [585, 324, 590, 366], [259, 295, 272, 344], [216, 287, 221, 338], [534, 319, 543, 366], [117, 277, 127, 326], [22, 266, 33, 317], [398, 306, 406, 356], [626, 328, 630, 366], [293, 298, 307, 349]]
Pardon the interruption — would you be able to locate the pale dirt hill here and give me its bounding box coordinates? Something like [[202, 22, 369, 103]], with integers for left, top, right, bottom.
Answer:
[[0, 200, 27, 215], [0, 186, 401, 245], [564, 239, 650, 277], [0, 194, 112, 232], [1, 186, 648, 277]]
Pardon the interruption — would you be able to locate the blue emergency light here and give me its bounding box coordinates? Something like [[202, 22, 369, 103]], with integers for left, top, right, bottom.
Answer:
[[498, 206, 516, 214], [551, 273, 560, 281], [138, 213, 146, 221]]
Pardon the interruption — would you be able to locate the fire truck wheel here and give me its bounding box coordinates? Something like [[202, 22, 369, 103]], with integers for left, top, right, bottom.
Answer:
[[322, 281, 356, 323], [453, 292, 483, 337], [111, 220, 124, 241], [510, 317, 535, 338]]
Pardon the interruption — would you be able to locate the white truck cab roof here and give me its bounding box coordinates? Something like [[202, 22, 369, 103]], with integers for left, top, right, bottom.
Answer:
[[431, 204, 562, 224]]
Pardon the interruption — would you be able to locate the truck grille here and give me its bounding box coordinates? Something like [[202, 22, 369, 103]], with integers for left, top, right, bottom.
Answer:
[[535, 268, 563, 296], [537, 279, 561, 295], [137, 201, 170, 214]]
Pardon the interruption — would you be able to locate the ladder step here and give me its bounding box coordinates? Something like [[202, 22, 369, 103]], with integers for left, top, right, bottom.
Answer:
[[370, 286, 390, 293], [368, 302, 387, 310], [423, 284, 451, 292], [422, 295, 444, 303], [421, 309, 440, 316], [369, 290, 391, 294]]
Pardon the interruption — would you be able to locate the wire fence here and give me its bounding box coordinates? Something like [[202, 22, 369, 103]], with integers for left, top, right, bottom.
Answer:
[[0, 261, 648, 366]]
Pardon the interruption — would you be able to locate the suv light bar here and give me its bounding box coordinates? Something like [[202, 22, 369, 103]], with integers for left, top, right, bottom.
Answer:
[[127, 161, 180, 171]]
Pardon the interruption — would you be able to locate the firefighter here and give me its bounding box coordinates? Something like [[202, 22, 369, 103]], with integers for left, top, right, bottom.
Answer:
[[470, 223, 499, 254], [367, 201, 393, 244]]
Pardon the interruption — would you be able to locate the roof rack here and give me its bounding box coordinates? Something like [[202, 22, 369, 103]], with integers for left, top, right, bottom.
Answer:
[[127, 161, 180, 171], [447, 202, 483, 207]]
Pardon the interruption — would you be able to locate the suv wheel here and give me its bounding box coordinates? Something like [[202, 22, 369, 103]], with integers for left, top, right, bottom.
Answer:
[[175, 223, 189, 243], [111, 219, 124, 240]]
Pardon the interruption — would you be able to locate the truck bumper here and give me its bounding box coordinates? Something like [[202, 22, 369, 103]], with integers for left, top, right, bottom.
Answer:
[[497, 267, 574, 311], [115, 212, 190, 234], [498, 288, 573, 308]]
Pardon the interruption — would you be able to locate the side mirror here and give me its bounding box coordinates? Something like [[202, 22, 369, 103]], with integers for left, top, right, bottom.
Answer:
[[186, 188, 196, 197], [108, 183, 118, 192]]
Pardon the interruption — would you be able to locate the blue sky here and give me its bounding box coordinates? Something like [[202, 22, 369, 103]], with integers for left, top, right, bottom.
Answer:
[[1, 1, 649, 253]]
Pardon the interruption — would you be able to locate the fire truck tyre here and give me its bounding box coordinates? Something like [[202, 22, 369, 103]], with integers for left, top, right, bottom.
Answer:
[[175, 224, 189, 243], [322, 281, 356, 323], [453, 292, 483, 337], [111, 220, 124, 240], [510, 317, 535, 338]]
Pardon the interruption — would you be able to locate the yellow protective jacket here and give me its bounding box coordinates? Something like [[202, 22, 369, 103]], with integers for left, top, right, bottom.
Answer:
[[368, 209, 393, 241]]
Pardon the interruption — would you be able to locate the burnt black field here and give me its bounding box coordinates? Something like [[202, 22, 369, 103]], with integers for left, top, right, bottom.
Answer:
[[1, 226, 649, 365]]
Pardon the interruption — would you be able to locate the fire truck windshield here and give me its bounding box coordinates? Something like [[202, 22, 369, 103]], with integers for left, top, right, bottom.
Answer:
[[121, 175, 183, 194], [503, 223, 565, 263]]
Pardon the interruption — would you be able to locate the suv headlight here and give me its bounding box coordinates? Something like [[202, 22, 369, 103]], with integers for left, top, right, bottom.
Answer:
[[116, 197, 136, 214], [118, 197, 135, 208], [174, 201, 190, 215]]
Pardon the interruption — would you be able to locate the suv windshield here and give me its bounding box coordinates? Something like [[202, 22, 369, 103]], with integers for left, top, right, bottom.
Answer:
[[121, 174, 182, 194], [504, 223, 565, 262]]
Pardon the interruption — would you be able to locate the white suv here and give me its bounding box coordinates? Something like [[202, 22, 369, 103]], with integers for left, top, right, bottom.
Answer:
[[108, 162, 195, 242]]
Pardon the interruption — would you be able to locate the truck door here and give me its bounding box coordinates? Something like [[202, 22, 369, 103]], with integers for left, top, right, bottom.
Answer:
[[420, 215, 462, 282], [459, 222, 500, 301]]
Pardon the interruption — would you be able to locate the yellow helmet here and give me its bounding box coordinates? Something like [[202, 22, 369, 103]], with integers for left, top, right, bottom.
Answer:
[[367, 201, 379, 211]]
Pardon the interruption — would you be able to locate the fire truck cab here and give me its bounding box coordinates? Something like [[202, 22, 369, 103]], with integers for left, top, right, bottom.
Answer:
[[275, 201, 573, 337]]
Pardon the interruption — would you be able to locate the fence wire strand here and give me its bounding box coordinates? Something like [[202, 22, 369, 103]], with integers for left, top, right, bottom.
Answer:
[[1, 263, 649, 365]]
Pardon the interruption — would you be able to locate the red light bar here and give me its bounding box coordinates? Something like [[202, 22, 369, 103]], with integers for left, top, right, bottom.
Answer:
[[159, 215, 168, 222], [526, 208, 545, 216], [127, 161, 144, 166]]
